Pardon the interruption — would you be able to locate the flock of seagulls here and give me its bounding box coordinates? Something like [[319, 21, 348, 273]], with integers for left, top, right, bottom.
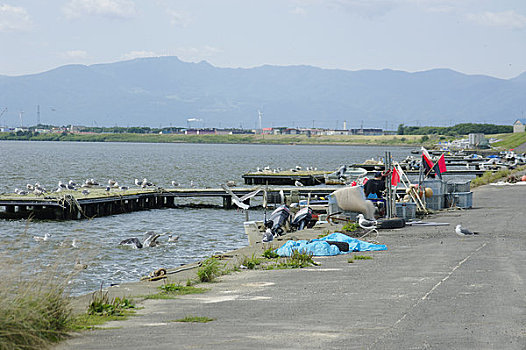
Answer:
[[11, 177, 188, 196], [255, 166, 318, 173]]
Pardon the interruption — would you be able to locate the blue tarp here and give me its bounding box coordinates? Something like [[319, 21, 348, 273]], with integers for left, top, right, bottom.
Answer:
[[275, 232, 388, 257]]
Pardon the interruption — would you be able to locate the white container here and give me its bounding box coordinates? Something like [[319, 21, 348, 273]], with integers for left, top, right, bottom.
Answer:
[[243, 221, 264, 246]]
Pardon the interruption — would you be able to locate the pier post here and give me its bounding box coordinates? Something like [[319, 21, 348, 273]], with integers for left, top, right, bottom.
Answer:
[[223, 196, 233, 209]]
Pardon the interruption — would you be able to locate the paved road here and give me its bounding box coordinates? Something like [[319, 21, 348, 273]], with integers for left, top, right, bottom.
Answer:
[[57, 184, 526, 349]]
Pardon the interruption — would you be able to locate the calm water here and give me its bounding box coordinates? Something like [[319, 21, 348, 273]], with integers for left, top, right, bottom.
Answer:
[[0, 141, 413, 295]]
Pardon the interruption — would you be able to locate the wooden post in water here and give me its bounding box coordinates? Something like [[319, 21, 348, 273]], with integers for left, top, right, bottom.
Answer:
[[223, 195, 232, 209]]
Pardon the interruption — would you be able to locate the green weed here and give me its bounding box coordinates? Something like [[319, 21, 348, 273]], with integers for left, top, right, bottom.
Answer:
[[354, 255, 373, 260], [197, 257, 223, 282], [171, 316, 214, 323], [262, 248, 279, 259]]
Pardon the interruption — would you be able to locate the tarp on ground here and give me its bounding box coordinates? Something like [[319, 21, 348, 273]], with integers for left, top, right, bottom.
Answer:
[[275, 232, 388, 257]]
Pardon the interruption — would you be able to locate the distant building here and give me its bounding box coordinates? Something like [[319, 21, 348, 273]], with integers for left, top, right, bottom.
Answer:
[[468, 133, 485, 148], [350, 128, 383, 136], [513, 119, 526, 133]]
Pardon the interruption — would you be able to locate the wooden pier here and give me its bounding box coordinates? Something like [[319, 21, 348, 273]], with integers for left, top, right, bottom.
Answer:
[[242, 170, 330, 186], [0, 186, 340, 220]]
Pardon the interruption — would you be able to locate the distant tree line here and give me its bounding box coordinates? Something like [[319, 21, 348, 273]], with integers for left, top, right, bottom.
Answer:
[[397, 123, 512, 136]]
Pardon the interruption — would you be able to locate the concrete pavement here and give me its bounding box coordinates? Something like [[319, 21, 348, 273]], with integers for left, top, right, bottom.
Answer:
[[56, 184, 526, 349]]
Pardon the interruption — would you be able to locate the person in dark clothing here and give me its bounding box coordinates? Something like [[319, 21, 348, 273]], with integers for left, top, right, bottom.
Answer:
[[364, 171, 388, 198]]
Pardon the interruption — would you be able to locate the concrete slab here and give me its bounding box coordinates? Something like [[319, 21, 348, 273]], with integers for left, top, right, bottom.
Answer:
[[56, 184, 526, 350]]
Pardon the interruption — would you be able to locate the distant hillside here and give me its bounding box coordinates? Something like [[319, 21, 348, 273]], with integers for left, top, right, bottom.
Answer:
[[0, 57, 524, 128]]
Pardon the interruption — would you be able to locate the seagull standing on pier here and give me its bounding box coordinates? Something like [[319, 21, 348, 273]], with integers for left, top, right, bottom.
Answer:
[[455, 224, 478, 236]]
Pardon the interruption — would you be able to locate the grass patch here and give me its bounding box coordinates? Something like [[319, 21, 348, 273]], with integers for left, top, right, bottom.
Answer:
[[491, 132, 526, 150], [241, 254, 262, 269], [347, 258, 355, 263], [0, 280, 72, 349], [262, 248, 279, 259], [354, 255, 373, 260], [69, 314, 130, 330], [197, 257, 223, 282], [143, 283, 208, 299], [342, 222, 359, 232], [171, 316, 215, 323], [270, 250, 318, 269], [87, 289, 135, 317], [471, 165, 526, 188]]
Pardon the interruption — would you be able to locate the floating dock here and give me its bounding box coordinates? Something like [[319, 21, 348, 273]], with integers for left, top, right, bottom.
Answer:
[[0, 186, 339, 220]]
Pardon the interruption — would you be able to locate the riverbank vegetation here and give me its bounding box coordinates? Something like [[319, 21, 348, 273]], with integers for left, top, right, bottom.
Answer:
[[490, 132, 526, 150], [0, 131, 436, 147], [0, 250, 74, 350], [397, 123, 512, 136]]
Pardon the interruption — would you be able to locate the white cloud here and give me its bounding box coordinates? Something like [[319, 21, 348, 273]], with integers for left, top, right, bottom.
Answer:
[[64, 50, 88, 59], [291, 6, 307, 16], [0, 4, 32, 32], [62, 0, 137, 20], [467, 10, 526, 29], [167, 9, 191, 27], [121, 46, 221, 62], [174, 46, 222, 61], [122, 50, 163, 60]]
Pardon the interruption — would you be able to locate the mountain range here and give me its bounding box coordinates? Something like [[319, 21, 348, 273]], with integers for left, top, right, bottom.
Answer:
[[0, 56, 525, 129]]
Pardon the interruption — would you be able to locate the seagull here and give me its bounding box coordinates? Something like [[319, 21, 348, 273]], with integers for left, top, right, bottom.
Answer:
[[14, 188, 28, 195], [58, 181, 67, 189], [294, 180, 304, 187], [33, 188, 44, 196], [108, 179, 117, 186], [135, 178, 142, 186], [26, 184, 34, 191], [34, 183, 46, 192], [119, 231, 163, 249], [66, 183, 76, 190], [119, 237, 143, 249], [119, 185, 128, 191], [33, 233, 51, 242], [68, 180, 77, 187], [455, 224, 478, 236], [226, 180, 236, 187], [171, 181, 179, 187], [81, 189, 90, 195], [105, 186, 111, 193], [141, 178, 153, 187], [262, 228, 274, 242], [167, 234, 179, 242], [357, 213, 377, 230], [74, 258, 87, 270]]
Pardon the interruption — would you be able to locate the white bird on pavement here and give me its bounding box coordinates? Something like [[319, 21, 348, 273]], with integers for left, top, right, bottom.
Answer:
[[455, 224, 478, 236], [357, 213, 377, 230]]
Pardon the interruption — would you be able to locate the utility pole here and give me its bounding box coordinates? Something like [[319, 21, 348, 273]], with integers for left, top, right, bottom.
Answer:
[[37, 105, 40, 126]]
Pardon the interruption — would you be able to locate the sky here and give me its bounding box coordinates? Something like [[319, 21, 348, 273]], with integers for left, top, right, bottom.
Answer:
[[0, 0, 525, 79]]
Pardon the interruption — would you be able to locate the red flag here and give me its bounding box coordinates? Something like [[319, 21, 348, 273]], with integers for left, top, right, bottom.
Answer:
[[391, 167, 400, 186], [421, 147, 434, 168], [438, 153, 447, 173]]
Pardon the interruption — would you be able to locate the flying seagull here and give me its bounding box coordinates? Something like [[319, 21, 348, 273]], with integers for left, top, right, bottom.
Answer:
[[220, 184, 262, 210], [455, 224, 478, 236]]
